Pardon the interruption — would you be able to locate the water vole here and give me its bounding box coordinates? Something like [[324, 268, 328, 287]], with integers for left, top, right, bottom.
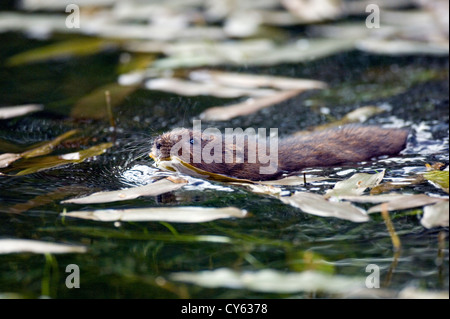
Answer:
[[150, 125, 409, 181]]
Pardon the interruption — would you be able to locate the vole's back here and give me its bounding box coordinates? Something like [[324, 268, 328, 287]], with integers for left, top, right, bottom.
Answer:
[[279, 125, 409, 173], [151, 125, 409, 181]]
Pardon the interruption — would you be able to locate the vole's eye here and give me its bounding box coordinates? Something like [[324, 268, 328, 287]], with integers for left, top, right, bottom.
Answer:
[[189, 138, 195, 145]]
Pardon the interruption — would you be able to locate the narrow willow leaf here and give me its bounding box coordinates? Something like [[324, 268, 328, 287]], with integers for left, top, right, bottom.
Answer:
[[309, 22, 373, 40], [367, 194, 446, 213], [171, 268, 364, 294], [281, 0, 343, 23], [280, 191, 369, 222], [248, 39, 355, 66], [6, 38, 118, 66], [71, 83, 139, 119], [145, 77, 277, 98], [21, 129, 79, 158], [152, 38, 354, 69], [6, 142, 113, 176], [0, 104, 43, 119], [199, 89, 302, 121], [189, 70, 327, 91], [153, 156, 256, 183], [0, 153, 21, 169], [356, 39, 449, 56], [233, 183, 282, 196], [398, 287, 449, 299], [62, 178, 187, 204], [370, 175, 425, 195], [0, 129, 79, 170], [20, 0, 124, 11], [63, 206, 248, 223], [154, 156, 327, 186], [421, 201, 449, 229], [423, 169, 449, 193], [326, 171, 385, 197], [342, 105, 389, 123], [223, 11, 263, 37], [0, 239, 87, 254], [117, 53, 156, 74]]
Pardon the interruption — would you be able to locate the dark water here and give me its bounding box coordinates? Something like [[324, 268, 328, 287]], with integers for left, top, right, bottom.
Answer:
[[0, 28, 448, 299]]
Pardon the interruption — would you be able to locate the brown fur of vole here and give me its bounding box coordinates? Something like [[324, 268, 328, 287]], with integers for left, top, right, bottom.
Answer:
[[151, 125, 409, 181]]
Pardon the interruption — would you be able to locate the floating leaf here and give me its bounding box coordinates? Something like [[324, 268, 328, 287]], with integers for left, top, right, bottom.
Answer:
[[0, 239, 87, 254], [280, 191, 369, 222], [62, 178, 187, 204], [21, 129, 79, 159], [152, 38, 354, 69], [326, 171, 385, 197], [370, 175, 426, 195], [398, 287, 450, 300], [421, 201, 449, 229], [0, 104, 43, 119], [356, 39, 449, 56], [153, 156, 256, 183], [248, 38, 355, 65], [190, 70, 327, 91], [367, 194, 446, 214], [233, 175, 329, 196], [145, 77, 277, 98], [153, 156, 329, 187], [0, 153, 21, 169], [145, 71, 326, 100], [423, 169, 449, 193], [233, 183, 283, 196], [334, 105, 388, 125], [71, 83, 139, 119], [117, 53, 156, 74], [2, 142, 113, 176], [171, 268, 364, 294], [19, 0, 115, 10], [199, 89, 302, 121], [63, 206, 248, 223], [0, 129, 79, 170], [6, 38, 119, 67], [280, 0, 343, 23]]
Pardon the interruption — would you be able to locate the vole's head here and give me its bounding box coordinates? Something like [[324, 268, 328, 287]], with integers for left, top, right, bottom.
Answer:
[[150, 128, 217, 163]]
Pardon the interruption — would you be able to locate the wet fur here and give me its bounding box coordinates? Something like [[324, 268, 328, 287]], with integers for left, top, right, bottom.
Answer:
[[151, 125, 409, 181]]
